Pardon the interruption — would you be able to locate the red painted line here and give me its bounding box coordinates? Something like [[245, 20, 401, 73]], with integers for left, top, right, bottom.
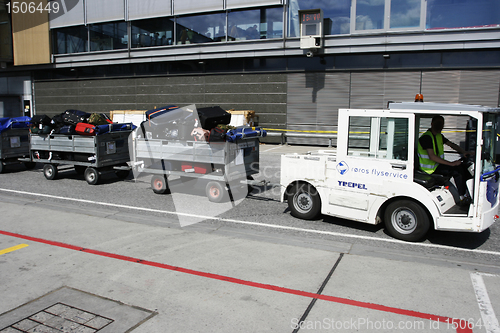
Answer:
[[0, 230, 472, 333]]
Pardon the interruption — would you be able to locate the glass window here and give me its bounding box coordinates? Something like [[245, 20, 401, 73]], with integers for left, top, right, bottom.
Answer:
[[390, 0, 421, 28], [288, 0, 351, 36], [52, 26, 88, 54], [89, 21, 128, 51], [348, 116, 408, 160], [426, 0, 500, 30], [176, 13, 226, 44], [355, 0, 385, 30], [131, 17, 175, 48], [229, 7, 283, 41]]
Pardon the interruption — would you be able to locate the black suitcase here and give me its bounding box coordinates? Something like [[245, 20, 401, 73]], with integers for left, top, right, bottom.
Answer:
[[31, 114, 52, 126], [63, 110, 91, 125], [196, 106, 231, 130]]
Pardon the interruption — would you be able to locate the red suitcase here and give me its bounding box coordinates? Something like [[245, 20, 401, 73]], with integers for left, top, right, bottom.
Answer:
[[75, 123, 97, 136]]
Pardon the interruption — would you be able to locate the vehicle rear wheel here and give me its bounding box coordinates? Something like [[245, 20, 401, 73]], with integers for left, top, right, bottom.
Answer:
[[43, 164, 58, 180], [287, 182, 321, 220], [206, 181, 226, 203], [384, 200, 430, 242], [151, 175, 169, 194], [84, 167, 100, 185]]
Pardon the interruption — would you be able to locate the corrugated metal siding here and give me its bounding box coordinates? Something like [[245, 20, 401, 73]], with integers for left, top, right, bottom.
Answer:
[[34, 74, 286, 143], [287, 72, 349, 145]]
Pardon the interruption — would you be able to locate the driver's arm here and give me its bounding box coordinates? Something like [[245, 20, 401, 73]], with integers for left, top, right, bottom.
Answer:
[[445, 141, 473, 157], [426, 148, 461, 166]]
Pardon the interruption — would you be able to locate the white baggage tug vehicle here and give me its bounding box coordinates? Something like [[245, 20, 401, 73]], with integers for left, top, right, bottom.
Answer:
[[281, 100, 500, 241]]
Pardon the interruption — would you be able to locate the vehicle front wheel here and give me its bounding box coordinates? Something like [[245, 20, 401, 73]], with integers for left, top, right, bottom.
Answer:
[[43, 164, 58, 180], [84, 167, 100, 185], [151, 175, 169, 194], [287, 182, 321, 220], [384, 200, 430, 242]]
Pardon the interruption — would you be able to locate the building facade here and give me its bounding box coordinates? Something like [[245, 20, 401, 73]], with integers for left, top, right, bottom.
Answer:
[[1, 0, 500, 144]]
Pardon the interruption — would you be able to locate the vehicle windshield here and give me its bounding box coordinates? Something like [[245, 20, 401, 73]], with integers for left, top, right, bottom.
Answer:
[[481, 113, 497, 175]]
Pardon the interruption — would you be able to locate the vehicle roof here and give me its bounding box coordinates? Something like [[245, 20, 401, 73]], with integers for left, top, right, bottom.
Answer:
[[388, 102, 500, 113]]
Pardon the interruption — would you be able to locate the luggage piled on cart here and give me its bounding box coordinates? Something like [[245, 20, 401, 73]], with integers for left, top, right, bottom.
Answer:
[[29, 110, 136, 184], [133, 105, 266, 202], [0, 116, 35, 173]]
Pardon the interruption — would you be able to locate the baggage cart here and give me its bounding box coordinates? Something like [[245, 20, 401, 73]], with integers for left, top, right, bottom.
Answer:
[[132, 136, 260, 202], [29, 131, 132, 184], [0, 128, 35, 173]]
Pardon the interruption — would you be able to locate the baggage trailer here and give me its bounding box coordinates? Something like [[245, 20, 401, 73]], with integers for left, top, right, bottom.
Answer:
[[132, 137, 260, 202], [29, 131, 133, 184], [0, 128, 36, 173]]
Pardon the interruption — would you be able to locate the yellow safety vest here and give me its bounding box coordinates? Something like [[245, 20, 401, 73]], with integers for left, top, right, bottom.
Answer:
[[417, 130, 444, 174]]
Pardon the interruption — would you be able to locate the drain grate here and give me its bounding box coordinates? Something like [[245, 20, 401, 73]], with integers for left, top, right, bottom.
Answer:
[[1, 303, 113, 333]]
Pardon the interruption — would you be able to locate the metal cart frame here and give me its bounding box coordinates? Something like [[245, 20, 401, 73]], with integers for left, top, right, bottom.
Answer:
[[29, 131, 133, 184], [0, 128, 35, 173], [132, 137, 260, 202]]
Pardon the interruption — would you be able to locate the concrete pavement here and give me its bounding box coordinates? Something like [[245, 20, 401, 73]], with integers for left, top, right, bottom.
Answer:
[[0, 191, 499, 333]]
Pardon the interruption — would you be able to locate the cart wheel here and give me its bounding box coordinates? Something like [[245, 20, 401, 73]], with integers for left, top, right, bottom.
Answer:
[[74, 165, 86, 175], [115, 170, 130, 179], [84, 167, 100, 185], [43, 164, 58, 180], [151, 175, 169, 194], [0, 162, 4, 174], [24, 162, 37, 170], [206, 181, 227, 203], [247, 175, 255, 194], [287, 182, 321, 220], [384, 200, 430, 242]]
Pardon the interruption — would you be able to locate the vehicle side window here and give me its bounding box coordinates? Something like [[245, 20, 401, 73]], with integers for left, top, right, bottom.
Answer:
[[348, 116, 408, 161]]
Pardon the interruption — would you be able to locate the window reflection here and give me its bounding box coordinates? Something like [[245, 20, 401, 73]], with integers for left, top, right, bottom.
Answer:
[[427, 0, 500, 29], [89, 21, 128, 51], [356, 0, 384, 30], [228, 7, 283, 41], [288, 0, 351, 36], [176, 13, 226, 44], [53, 26, 88, 54], [131, 18, 174, 47], [390, 0, 421, 28]]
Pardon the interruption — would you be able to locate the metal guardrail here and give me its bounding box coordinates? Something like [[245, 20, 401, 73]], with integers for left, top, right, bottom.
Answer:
[[265, 131, 338, 147]]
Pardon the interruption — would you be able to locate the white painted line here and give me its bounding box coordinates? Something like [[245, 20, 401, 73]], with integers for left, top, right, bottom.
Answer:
[[260, 145, 286, 153], [470, 272, 500, 333], [1, 187, 500, 257]]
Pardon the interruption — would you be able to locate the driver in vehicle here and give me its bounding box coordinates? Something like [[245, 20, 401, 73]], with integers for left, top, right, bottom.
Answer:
[[417, 115, 474, 206]]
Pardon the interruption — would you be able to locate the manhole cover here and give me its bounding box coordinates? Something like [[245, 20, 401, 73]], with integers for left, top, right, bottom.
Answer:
[[2, 303, 113, 332], [0, 287, 156, 333]]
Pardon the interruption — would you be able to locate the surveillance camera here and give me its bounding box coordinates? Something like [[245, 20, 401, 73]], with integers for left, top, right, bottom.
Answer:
[[306, 51, 314, 58]]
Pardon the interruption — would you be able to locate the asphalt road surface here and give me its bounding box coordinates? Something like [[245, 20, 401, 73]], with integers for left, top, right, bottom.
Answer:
[[1, 144, 499, 270]]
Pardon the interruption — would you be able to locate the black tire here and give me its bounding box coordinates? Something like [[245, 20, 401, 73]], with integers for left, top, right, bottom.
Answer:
[[151, 175, 169, 194], [0, 162, 4, 174], [247, 175, 254, 194], [43, 164, 58, 180], [206, 181, 226, 203], [384, 200, 430, 242], [287, 182, 321, 220], [84, 167, 100, 185], [24, 162, 37, 170], [74, 165, 86, 175], [115, 169, 130, 179]]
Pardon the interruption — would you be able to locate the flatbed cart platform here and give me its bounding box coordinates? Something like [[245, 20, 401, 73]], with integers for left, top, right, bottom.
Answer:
[[28, 131, 133, 184], [1, 128, 36, 173], [132, 137, 260, 202]]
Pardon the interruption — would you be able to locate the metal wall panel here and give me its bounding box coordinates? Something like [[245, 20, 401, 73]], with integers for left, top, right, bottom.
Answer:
[[421, 71, 460, 103], [128, 0, 172, 21], [287, 72, 349, 145], [49, 0, 84, 28], [458, 70, 500, 107], [86, 0, 125, 24], [173, 0, 224, 15], [226, 0, 282, 10]]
